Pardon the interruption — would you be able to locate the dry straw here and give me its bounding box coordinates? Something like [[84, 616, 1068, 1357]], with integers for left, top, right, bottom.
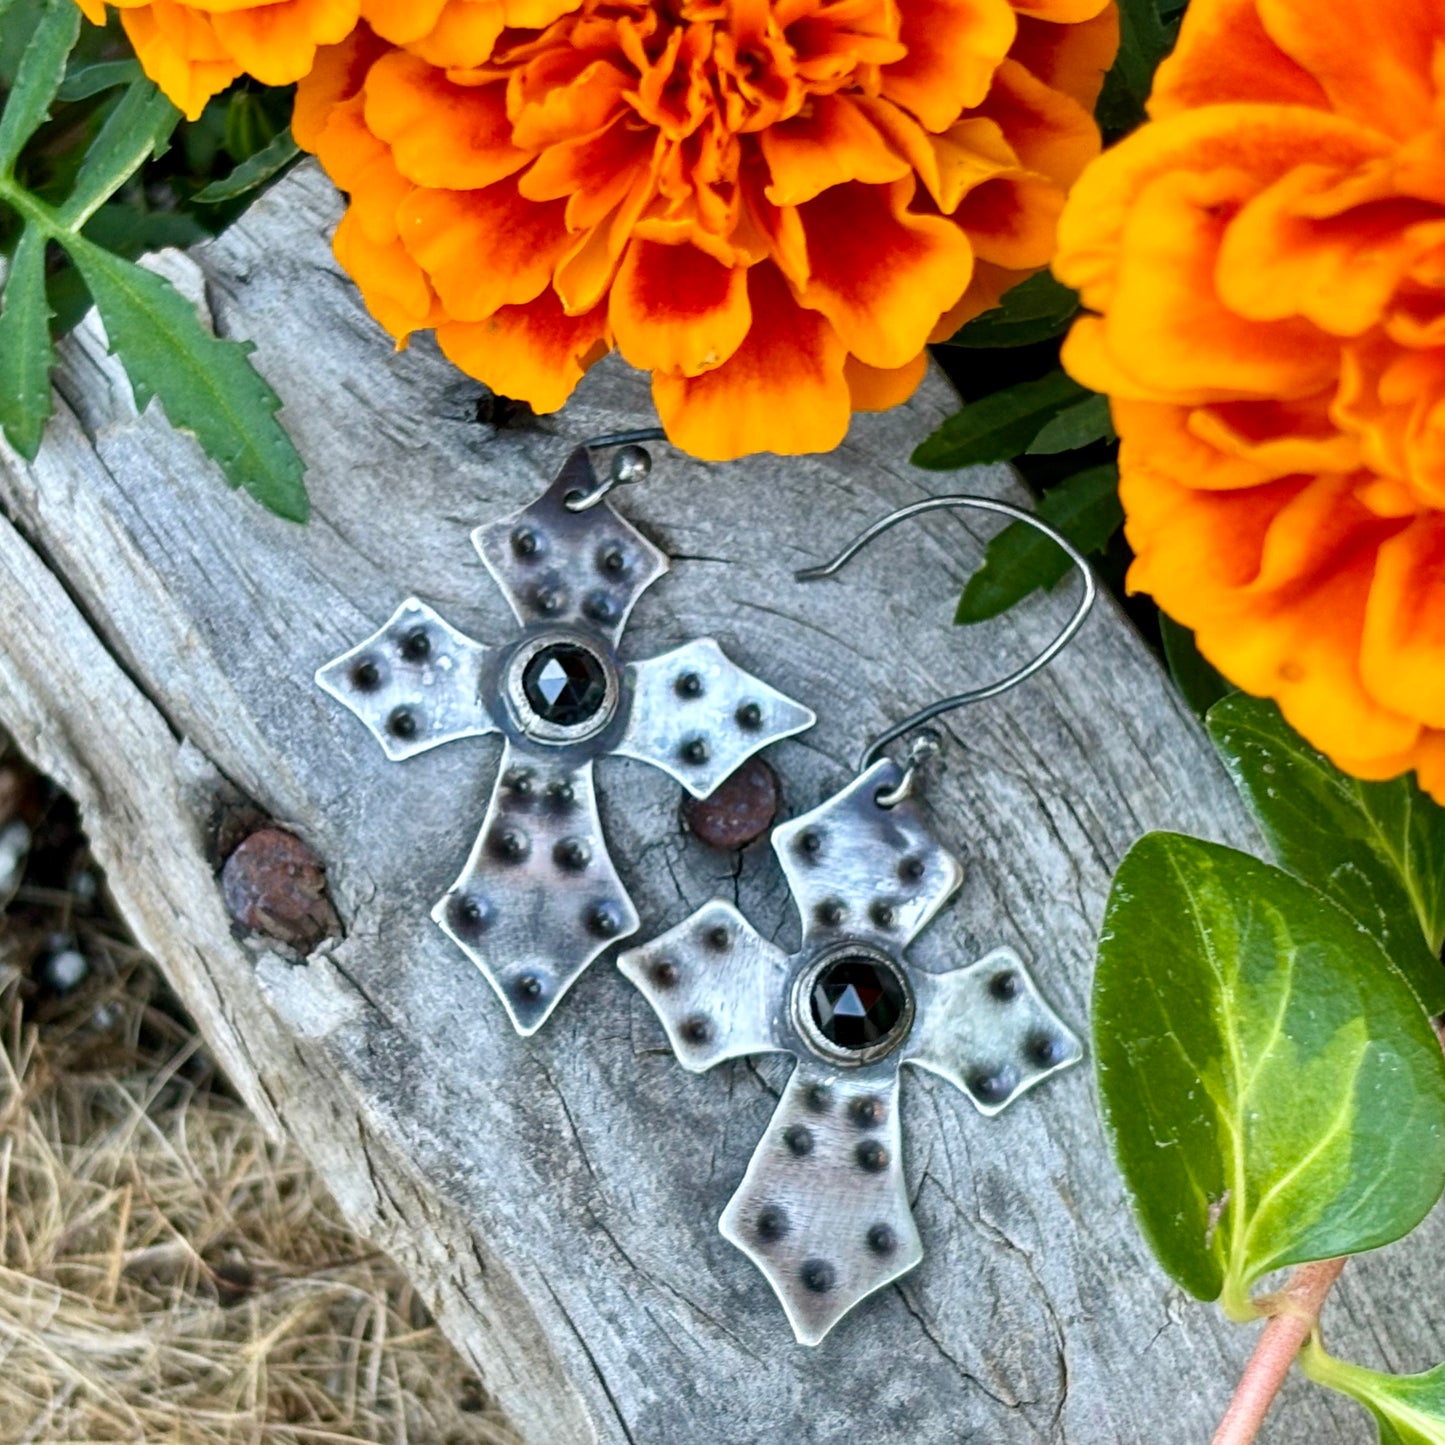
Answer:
[[0, 910, 516, 1444]]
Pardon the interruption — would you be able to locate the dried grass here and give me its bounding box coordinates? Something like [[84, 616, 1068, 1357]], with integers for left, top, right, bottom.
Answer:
[[0, 767, 515, 1445]]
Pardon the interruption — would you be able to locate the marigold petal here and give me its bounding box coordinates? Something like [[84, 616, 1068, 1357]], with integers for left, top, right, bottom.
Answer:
[[1054, 105, 1393, 313], [360, 0, 448, 45], [1148, 0, 1328, 120], [1100, 166, 1339, 401], [408, 2, 508, 66], [844, 351, 929, 411], [120, 3, 240, 121], [364, 50, 528, 188], [293, 26, 389, 151], [1363, 517, 1445, 726], [653, 263, 850, 460], [798, 179, 973, 368], [211, 0, 359, 86], [609, 241, 751, 377], [334, 206, 441, 340], [1009, 8, 1118, 111], [436, 290, 608, 412], [928, 259, 1030, 341], [760, 95, 911, 207], [1217, 163, 1445, 337], [881, 0, 1017, 129], [1009, 0, 1108, 18], [1256, 0, 1444, 140], [400, 180, 569, 319], [1124, 470, 1420, 760], [976, 55, 1100, 189], [953, 172, 1063, 268], [75, 0, 107, 23]]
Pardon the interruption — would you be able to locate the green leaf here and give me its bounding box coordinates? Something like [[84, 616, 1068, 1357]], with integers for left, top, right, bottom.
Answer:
[[1160, 615, 1231, 721], [1095, 832, 1445, 1317], [956, 463, 1121, 623], [192, 127, 300, 204], [1208, 693, 1445, 1012], [1096, 0, 1172, 136], [1026, 393, 1115, 454], [944, 270, 1081, 349], [0, 223, 55, 458], [59, 79, 178, 227], [0, 0, 81, 176], [64, 237, 308, 521], [58, 58, 143, 102], [1302, 1345, 1445, 1444], [913, 370, 1089, 470]]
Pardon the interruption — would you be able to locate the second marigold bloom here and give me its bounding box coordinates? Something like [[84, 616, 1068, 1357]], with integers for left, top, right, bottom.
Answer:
[[297, 0, 1117, 460], [1054, 0, 1445, 800]]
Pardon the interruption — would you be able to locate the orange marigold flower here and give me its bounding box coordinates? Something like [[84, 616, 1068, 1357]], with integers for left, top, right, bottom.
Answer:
[[297, 1, 1117, 460], [1054, 0, 1445, 801], [73, 0, 364, 120]]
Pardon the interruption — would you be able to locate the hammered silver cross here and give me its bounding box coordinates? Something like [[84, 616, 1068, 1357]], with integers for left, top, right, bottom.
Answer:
[[317, 447, 815, 1035], [618, 756, 1082, 1344]]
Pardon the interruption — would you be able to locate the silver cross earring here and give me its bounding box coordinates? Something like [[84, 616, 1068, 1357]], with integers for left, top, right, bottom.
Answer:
[[617, 495, 1096, 1344], [316, 433, 815, 1035]]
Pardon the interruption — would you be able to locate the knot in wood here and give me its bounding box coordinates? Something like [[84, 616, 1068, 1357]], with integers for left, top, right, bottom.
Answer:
[[221, 828, 340, 950]]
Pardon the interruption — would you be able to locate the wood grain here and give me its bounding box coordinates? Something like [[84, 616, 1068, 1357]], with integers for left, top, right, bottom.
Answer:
[[0, 161, 1423, 1443]]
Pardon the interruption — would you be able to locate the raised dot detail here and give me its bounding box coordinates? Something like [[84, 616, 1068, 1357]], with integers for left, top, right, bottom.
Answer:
[[553, 837, 591, 872], [400, 627, 431, 662], [856, 1140, 889, 1173], [783, 1124, 814, 1157], [866, 1223, 896, 1255], [756, 1206, 788, 1242], [387, 707, 417, 740], [350, 659, 381, 691], [799, 1259, 835, 1294]]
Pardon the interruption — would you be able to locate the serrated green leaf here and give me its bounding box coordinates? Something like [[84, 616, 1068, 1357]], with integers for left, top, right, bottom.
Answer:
[[1095, 833, 1445, 1317], [193, 128, 299, 204], [64, 238, 308, 521], [944, 270, 1081, 349], [1302, 1345, 1445, 1444], [58, 58, 143, 102], [0, 0, 81, 176], [955, 463, 1120, 624], [1160, 615, 1231, 721], [0, 222, 55, 458], [59, 79, 178, 227], [913, 370, 1088, 470], [1207, 693, 1445, 1012], [1026, 393, 1115, 454]]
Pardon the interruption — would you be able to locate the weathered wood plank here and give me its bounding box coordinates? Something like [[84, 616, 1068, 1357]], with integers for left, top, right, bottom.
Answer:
[[0, 160, 1425, 1442]]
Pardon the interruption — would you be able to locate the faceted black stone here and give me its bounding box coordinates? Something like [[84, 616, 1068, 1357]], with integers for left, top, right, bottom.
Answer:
[[522, 643, 607, 725], [811, 956, 907, 1050]]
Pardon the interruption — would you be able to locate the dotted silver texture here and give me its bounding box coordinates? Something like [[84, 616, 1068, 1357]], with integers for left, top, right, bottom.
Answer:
[[317, 448, 816, 1035], [618, 758, 1082, 1344]]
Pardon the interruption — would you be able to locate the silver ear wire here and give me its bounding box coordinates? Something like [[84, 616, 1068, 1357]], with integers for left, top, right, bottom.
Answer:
[[796, 493, 1098, 770], [566, 428, 669, 511]]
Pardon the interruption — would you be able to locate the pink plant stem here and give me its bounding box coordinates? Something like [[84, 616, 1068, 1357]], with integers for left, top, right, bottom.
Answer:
[[1210, 1258, 1346, 1445]]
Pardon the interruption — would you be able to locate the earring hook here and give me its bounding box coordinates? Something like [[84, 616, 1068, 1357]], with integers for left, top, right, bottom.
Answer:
[[796, 493, 1097, 772], [565, 427, 669, 511]]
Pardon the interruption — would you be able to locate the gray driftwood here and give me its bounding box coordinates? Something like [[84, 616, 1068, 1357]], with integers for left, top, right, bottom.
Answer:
[[0, 162, 1432, 1443]]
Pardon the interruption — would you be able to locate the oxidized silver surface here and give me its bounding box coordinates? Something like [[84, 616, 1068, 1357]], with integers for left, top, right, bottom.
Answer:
[[618, 758, 1082, 1344], [317, 448, 816, 1035]]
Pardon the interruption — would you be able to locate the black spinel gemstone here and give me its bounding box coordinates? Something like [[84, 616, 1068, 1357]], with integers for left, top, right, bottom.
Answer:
[[522, 643, 608, 725], [811, 956, 907, 1050]]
